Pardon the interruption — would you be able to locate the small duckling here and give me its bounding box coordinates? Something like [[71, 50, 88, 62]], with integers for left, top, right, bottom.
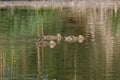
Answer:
[[49, 40, 56, 48]]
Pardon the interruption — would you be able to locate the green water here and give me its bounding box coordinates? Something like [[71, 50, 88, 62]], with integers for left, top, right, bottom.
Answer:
[[0, 7, 120, 80]]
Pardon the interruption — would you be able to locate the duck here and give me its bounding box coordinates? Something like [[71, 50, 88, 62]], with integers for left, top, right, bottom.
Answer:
[[36, 41, 49, 47], [43, 33, 62, 42]]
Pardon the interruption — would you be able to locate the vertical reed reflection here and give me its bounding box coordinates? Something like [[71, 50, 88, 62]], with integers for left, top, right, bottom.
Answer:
[[36, 8, 41, 79]]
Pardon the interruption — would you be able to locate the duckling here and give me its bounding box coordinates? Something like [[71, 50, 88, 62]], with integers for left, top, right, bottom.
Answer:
[[65, 35, 85, 43], [49, 40, 56, 48]]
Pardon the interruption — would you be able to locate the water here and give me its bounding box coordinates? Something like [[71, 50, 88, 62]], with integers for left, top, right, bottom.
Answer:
[[0, 3, 120, 80]]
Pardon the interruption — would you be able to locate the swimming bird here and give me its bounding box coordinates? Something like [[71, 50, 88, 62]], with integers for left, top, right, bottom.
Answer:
[[64, 35, 85, 43], [36, 41, 48, 47], [43, 33, 62, 42]]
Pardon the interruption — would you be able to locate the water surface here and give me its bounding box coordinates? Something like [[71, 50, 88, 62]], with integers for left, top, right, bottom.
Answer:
[[0, 6, 120, 80]]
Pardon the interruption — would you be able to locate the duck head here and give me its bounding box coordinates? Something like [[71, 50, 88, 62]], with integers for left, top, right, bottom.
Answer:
[[78, 35, 85, 43]]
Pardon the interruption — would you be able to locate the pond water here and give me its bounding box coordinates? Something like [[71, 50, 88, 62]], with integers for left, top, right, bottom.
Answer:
[[0, 5, 120, 80]]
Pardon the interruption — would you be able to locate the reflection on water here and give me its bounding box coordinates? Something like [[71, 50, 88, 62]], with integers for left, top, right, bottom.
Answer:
[[0, 3, 120, 80]]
